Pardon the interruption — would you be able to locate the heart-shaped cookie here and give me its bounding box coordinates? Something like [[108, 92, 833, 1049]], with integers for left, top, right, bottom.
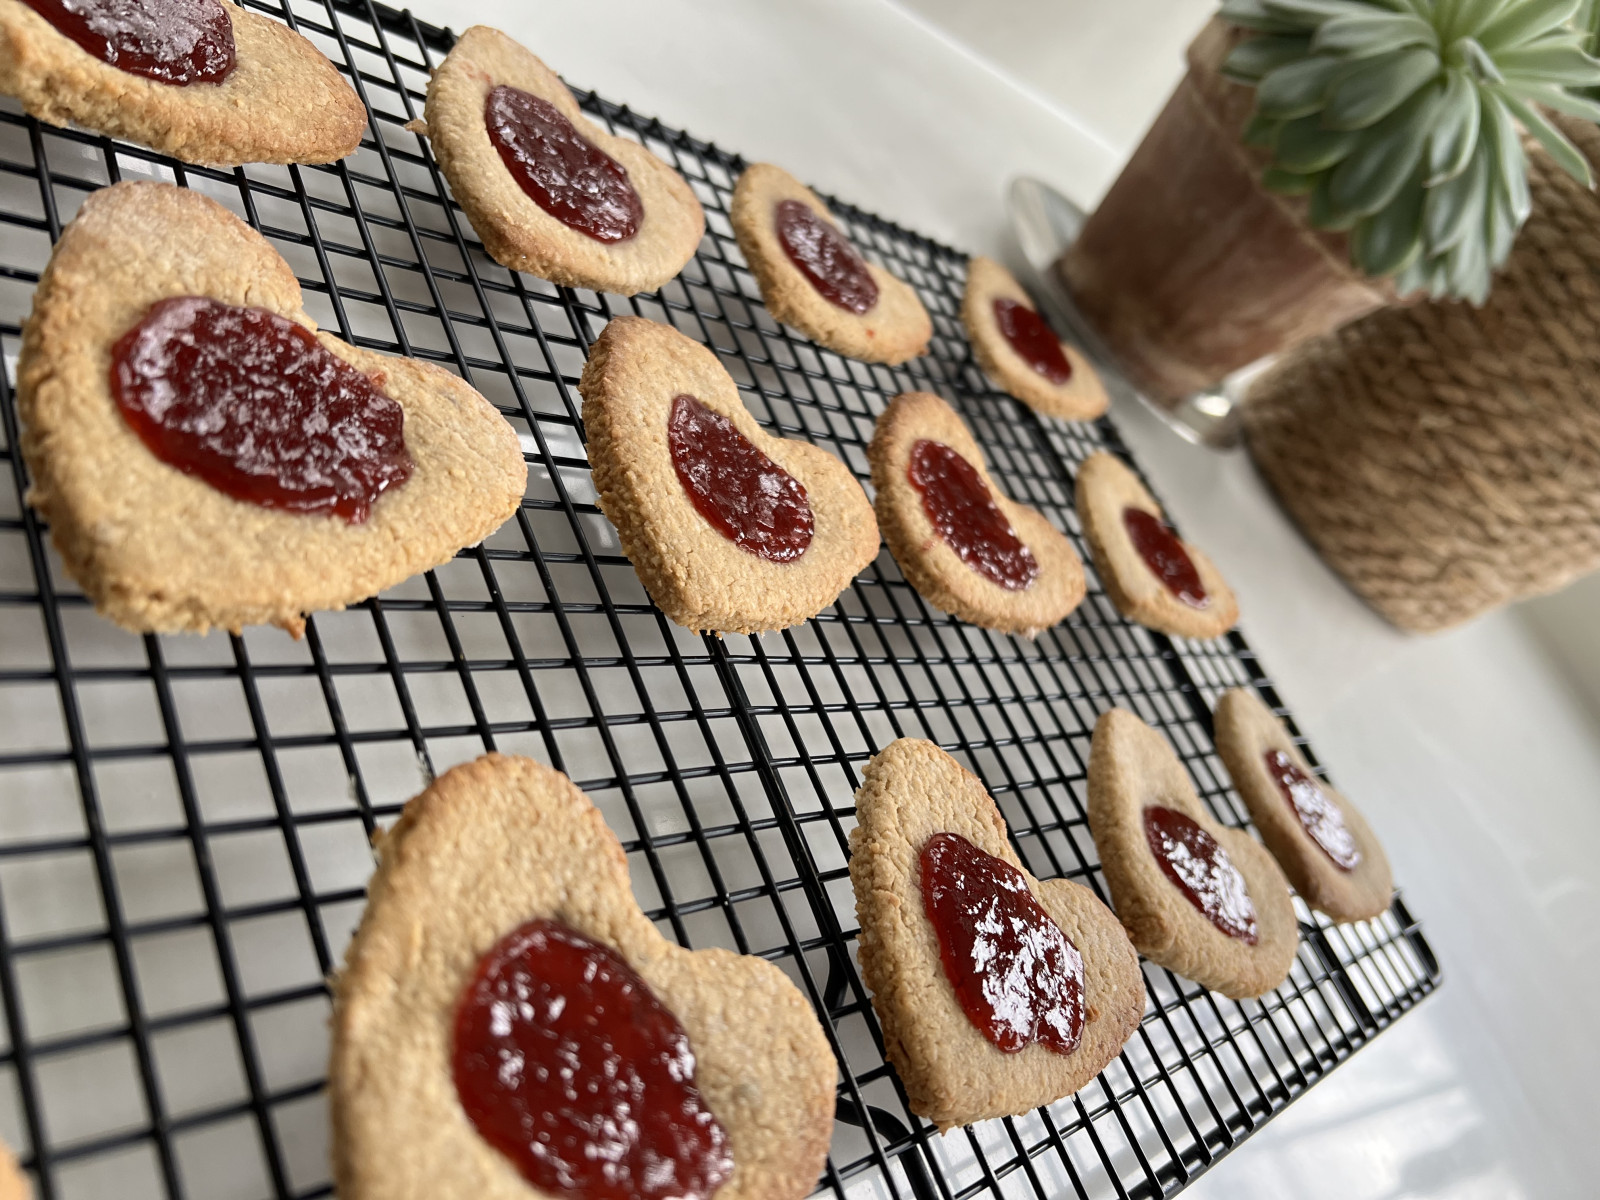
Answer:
[[870, 391, 1085, 635], [962, 257, 1107, 420], [579, 315, 879, 634], [1075, 451, 1238, 639], [1215, 688, 1393, 922], [421, 25, 705, 295], [17, 181, 527, 635], [0, 0, 365, 165], [1088, 708, 1298, 999], [731, 163, 931, 365], [850, 738, 1144, 1131], [330, 753, 837, 1200]]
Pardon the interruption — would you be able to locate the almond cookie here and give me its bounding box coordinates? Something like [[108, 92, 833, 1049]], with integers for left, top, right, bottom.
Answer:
[[1075, 451, 1238, 639], [18, 181, 526, 636], [850, 738, 1144, 1131], [962, 257, 1107, 420], [580, 315, 878, 634], [331, 753, 836, 1200], [0, 0, 365, 165], [1214, 689, 1393, 923], [1088, 708, 1297, 999], [421, 25, 703, 295], [731, 163, 931, 366], [869, 391, 1084, 636]]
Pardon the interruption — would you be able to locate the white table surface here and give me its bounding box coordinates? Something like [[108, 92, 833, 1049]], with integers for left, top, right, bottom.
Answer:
[[397, 2, 1600, 1195]]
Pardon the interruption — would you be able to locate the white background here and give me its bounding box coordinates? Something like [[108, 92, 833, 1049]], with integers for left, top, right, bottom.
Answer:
[[396, 2, 1600, 1194]]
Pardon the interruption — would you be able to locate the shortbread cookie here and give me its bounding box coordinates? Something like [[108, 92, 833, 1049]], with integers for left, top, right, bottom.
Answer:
[[869, 391, 1084, 635], [580, 315, 878, 634], [1087, 709, 1297, 998], [1214, 689, 1392, 922], [850, 738, 1143, 1130], [731, 163, 931, 365], [18, 181, 526, 635], [421, 25, 703, 295], [331, 753, 835, 1200], [0, 0, 365, 164], [962, 257, 1107, 420], [1075, 451, 1237, 639]]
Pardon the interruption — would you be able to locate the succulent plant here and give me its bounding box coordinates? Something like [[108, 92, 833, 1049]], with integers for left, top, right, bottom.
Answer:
[[1220, 0, 1600, 302]]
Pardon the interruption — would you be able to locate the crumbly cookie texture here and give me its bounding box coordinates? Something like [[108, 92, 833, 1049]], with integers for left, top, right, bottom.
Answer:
[[422, 25, 704, 295], [0, 0, 365, 165], [869, 391, 1085, 636], [17, 181, 527, 636], [1214, 689, 1393, 922], [331, 753, 837, 1200], [849, 738, 1144, 1131], [1087, 709, 1298, 999], [1074, 451, 1238, 639], [0, 1137, 29, 1200], [580, 315, 879, 634], [731, 163, 931, 366], [961, 257, 1107, 420]]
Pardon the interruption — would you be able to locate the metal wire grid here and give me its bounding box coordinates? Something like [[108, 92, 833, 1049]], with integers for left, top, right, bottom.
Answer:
[[0, 2, 1438, 1198]]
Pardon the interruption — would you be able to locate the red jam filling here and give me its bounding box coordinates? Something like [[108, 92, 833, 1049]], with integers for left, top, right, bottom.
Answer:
[[1143, 806, 1258, 943], [774, 198, 879, 314], [920, 832, 1085, 1054], [110, 296, 413, 524], [22, 0, 235, 85], [485, 84, 642, 244], [1122, 507, 1208, 609], [1264, 750, 1361, 871], [908, 439, 1039, 591], [452, 920, 733, 1200], [667, 393, 814, 563], [992, 298, 1073, 385]]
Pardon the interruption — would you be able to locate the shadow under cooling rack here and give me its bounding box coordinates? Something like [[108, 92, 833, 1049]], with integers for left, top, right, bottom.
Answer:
[[0, 1, 1438, 1198]]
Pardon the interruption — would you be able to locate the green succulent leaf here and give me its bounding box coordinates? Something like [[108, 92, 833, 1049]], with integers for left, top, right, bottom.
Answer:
[[1264, 167, 1321, 193], [1310, 171, 1361, 228], [1482, 91, 1531, 224], [1256, 55, 1351, 118], [1243, 112, 1286, 147], [1275, 113, 1365, 169], [1261, 0, 1379, 22], [1313, 11, 1438, 55], [1326, 81, 1445, 215], [1322, 47, 1442, 128], [1423, 139, 1491, 250], [1444, 0, 1516, 39], [1498, 90, 1593, 184], [1501, 80, 1600, 122], [1425, 68, 1481, 183], [1476, 0, 1583, 52], [1220, 0, 1311, 33], [1224, 35, 1316, 81], [1491, 42, 1600, 85], [1353, 173, 1427, 275], [1453, 36, 1507, 83]]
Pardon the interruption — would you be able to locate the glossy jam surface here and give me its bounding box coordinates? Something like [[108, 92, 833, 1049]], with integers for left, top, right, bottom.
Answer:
[[1142, 806, 1258, 943], [774, 198, 879, 314], [485, 84, 642, 244], [1122, 507, 1208, 609], [920, 832, 1085, 1054], [668, 394, 813, 562], [22, 0, 235, 85], [452, 920, 733, 1200], [111, 297, 412, 523], [1264, 750, 1361, 871], [908, 439, 1039, 591], [992, 298, 1073, 385]]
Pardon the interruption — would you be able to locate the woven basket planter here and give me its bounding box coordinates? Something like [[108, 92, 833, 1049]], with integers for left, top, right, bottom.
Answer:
[[1241, 118, 1600, 634]]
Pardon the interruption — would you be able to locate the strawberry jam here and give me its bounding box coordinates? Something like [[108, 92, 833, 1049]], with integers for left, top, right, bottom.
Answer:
[[1122, 507, 1207, 609], [919, 832, 1085, 1054], [908, 439, 1039, 591], [486, 84, 642, 244], [452, 920, 733, 1200], [110, 296, 412, 524], [1142, 806, 1258, 944], [774, 199, 879, 314], [992, 298, 1072, 385], [22, 0, 236, 85], [1264, 750, 1360, 871], [667, 393, 813, 562]]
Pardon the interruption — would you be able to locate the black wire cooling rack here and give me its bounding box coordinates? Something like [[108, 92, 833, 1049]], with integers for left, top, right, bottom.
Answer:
[[0, 2, 1439, 1198]]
